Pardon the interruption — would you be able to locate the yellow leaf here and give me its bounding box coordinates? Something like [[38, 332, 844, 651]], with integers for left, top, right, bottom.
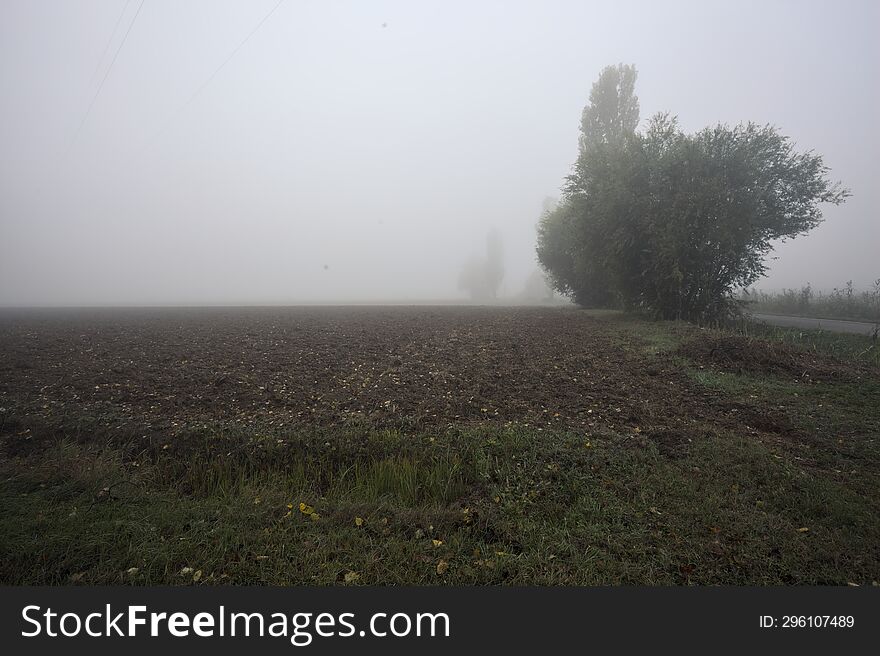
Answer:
[[344, 571, 360, 584], [299, 502, 315, 515], [432, 539, 443, 547], [310, 513, 321, 521], [436, 559, 449, 575], [797, 527, 810, 533], [355, 517, 364, 526], [192, 570, 202, 582]]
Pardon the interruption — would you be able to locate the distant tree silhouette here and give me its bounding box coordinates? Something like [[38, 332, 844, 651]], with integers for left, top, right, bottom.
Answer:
[[459, 229, 505, 301]]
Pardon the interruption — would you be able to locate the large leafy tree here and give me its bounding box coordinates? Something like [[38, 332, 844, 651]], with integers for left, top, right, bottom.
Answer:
[[537, 66, 849, 322]]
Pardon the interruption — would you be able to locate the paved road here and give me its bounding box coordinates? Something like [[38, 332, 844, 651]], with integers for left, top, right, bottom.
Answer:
[[751, 312, 878, 336]]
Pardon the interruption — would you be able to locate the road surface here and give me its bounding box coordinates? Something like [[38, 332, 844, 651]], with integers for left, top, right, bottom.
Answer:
[[751, 313, 878, 336]]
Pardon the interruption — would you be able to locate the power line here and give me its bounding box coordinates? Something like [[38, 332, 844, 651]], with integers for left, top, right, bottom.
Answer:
[[145, 0, 285, 147], [64, 0, 146, 160], [88, 0, 134, 90]]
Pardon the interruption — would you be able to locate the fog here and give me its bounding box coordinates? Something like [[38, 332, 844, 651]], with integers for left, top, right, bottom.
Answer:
[[1, 0, 877, 306]]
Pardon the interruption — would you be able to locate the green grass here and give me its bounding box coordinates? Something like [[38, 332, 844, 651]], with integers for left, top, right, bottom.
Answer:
[[2, 420, 878, 585], [732, 318, 880, 366]]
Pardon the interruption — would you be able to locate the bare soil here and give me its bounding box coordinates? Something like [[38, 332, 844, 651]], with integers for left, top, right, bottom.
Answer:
[[3, 306, 869, 458]]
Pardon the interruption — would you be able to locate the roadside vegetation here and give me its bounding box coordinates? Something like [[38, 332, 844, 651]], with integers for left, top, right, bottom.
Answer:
[[741, 280, 880, 323]]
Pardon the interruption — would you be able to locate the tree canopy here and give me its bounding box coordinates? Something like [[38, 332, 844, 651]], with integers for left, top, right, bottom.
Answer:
[[537, 65, 849, 322]]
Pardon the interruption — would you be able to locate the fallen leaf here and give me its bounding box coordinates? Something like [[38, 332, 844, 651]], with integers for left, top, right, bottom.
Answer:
[[436, 559, 449, 575], [432, 539, 443, 547], [344, 571, 360, 584], [355, 516, 364, 527]]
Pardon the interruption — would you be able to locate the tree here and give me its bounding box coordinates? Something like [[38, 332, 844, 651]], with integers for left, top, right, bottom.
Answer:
[[579, 63, 639, 149], [485, 228, 504, 297], [537, 66, 849, 323], [569, 63, 640, 194], [537, 196, 616, 307], [458, 229, 505, 301], [538, 65, 640, 307], [628, 116, 849, 321]]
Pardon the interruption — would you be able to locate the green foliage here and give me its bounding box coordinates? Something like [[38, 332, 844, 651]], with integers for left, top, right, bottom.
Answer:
[[537, 197, 616, 307], [537, 65, 849, 323], [577, 63, 640, 152]]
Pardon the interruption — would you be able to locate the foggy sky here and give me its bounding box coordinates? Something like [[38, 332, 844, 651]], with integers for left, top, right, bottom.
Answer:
[[1, 0, 877, 306]]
